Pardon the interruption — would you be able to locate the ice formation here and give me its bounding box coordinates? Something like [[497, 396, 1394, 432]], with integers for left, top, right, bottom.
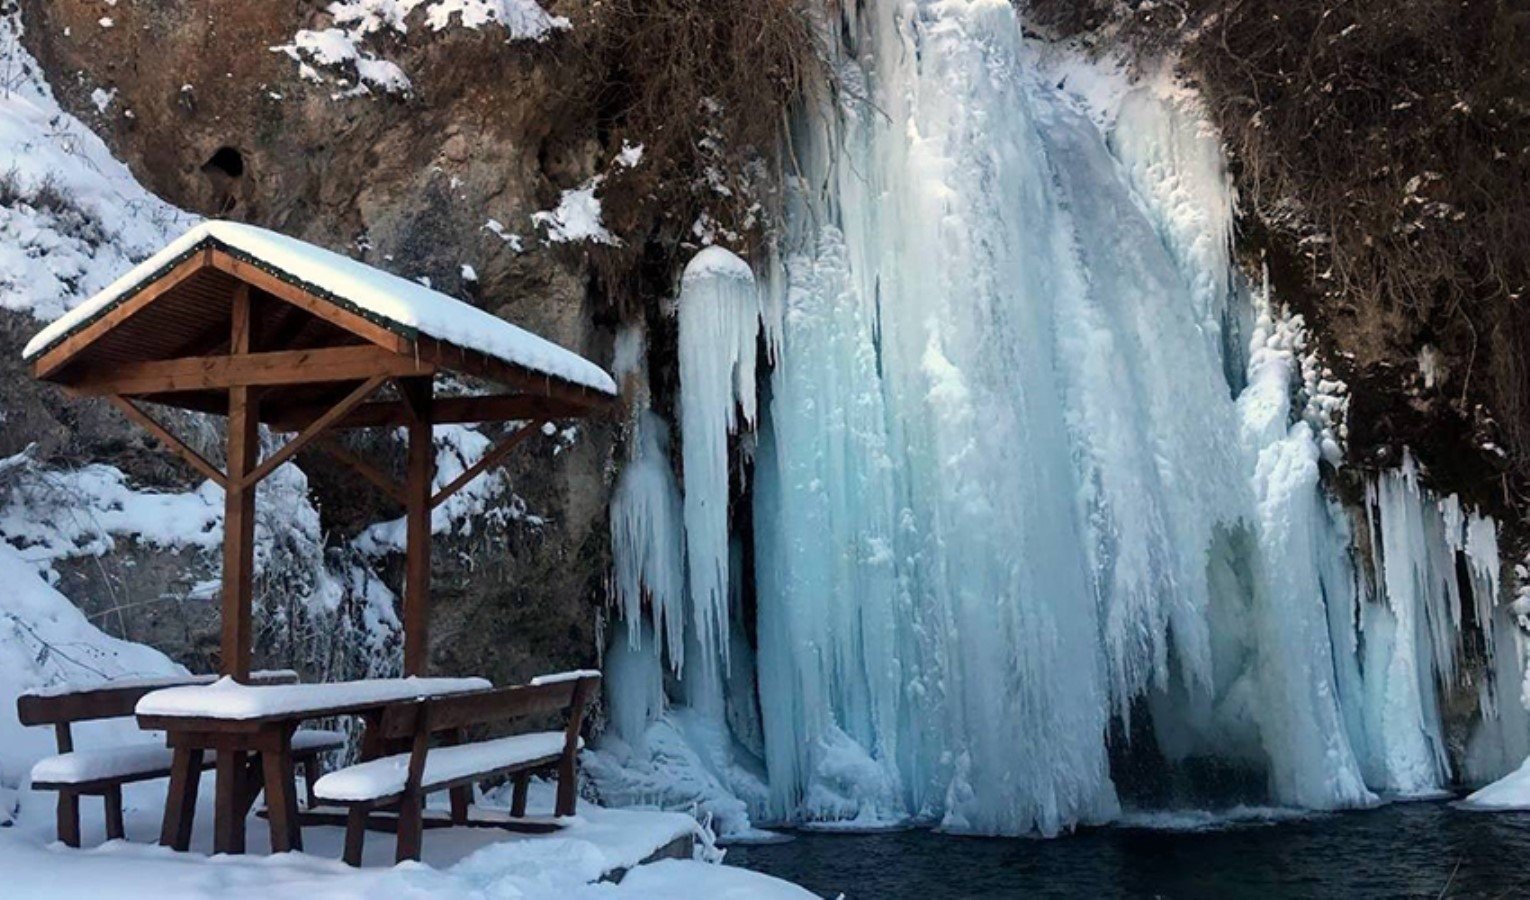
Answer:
[[592, 0, 1528, 837]]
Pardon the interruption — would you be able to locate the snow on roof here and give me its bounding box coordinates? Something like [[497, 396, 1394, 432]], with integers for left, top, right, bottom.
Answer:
[[22, 221, 617, 396]]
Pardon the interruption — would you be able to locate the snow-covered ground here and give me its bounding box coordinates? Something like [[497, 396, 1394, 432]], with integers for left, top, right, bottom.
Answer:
[[0, 777, 812, 899]]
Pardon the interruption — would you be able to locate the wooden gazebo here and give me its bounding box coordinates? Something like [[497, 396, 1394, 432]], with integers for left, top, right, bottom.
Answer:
[[24, 221, 617, 680]]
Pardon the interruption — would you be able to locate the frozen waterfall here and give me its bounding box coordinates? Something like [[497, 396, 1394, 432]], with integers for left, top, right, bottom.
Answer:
[[589, 0, 1529, 838]]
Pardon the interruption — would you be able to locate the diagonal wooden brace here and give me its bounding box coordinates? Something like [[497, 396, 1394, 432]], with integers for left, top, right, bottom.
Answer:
[[430, 421, 543, 510], [241, 375, 390, 489], [314, 436, 407, 505], [107, 395, 228, 488]]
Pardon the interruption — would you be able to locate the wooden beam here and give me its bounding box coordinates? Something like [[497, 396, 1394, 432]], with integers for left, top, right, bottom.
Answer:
[[265, 393, 593, 432], [242, 375, 389, 489], [33, 248, 213, 380], [207, 250, 413, 356], [67, 345, 434, 397], [223, 284, 257, 684], [402, 377, 433, 677], [412, 335, 614, 413], [430, 421, 541, 510], [314, 438, 406, 505], [107, 396, 228, 488]]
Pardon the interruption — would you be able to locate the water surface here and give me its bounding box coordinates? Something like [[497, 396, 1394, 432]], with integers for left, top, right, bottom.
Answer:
[[728, 803, 1530, 898]]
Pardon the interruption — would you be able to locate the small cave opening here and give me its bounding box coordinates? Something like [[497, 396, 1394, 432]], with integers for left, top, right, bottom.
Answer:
[[203, 145, 245, 179], [200, 146, 246, 214]]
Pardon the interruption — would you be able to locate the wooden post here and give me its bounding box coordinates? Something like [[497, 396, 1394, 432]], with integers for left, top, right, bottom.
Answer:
[[401, 377, 434, 677], [222, 283, 258, 683]]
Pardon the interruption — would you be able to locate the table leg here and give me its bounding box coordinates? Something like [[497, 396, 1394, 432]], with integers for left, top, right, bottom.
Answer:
[[160, 746, 203, 851], [214, 750, 248, 854], [261, 739, 303, 853]]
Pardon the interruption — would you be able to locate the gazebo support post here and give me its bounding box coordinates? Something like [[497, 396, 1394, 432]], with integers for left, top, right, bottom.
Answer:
[[402, 377, 434, 677], [222, 283, 257, 685], [216, 283, 257, 856]]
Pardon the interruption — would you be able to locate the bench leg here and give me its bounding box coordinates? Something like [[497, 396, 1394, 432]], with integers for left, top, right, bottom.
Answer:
[[103, 785, 125, 841], [262, 747, 303, 853], [214, 750, 248, 855], [302, 757, 321, 810], [396, 789, 424, 864], [450, 785, 471, 825], [556, 753, 578, 817], [56, 791, 80, 848], [343, 803, 370, 867], [160, 747, 203, 851], [510, 774, 529, 818]]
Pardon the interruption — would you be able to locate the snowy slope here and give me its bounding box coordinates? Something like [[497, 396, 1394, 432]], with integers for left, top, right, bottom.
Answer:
[[0, 542, 183, 815]]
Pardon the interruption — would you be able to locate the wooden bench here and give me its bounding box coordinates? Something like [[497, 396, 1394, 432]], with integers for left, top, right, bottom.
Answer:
[[314, 670, 599, 866], [17, 672, 346, 847]]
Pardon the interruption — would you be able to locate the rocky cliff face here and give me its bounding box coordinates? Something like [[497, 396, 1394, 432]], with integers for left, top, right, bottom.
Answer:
[[9, 0, 618, 685]]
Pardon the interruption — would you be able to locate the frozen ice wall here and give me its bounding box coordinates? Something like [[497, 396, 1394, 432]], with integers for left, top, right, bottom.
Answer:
[[595, 0, 1527, 837]]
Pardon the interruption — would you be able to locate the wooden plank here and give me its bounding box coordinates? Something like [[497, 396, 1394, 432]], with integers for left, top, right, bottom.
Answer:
[[315, 437, 406, 504], [214, 749, 248, 854], [262, 743, 302, 853], [241, 375, 389, 489], [159, 746, 203, 851], [402, 377, 434, 678], [430, 421, 540, 510], [381, 682, 576, 739], [33, 249, 212, 380], [223, 285, 257, 684], [412, 335, 614, 414], [108, 396, 228, 488], [266, 393, 593, 432], [16, 671, 295, 726], [68, 345, 432, 396], [207, 250, 413, 355], [57, 791, 80, 847], [557, 677, 596, 816], [103, 785, 125, 841]]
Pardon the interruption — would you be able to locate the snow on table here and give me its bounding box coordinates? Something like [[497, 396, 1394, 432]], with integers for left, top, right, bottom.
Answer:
[[314, 732, 579, 802], [135, 676, 491, 720], [21, 220, 617, 396]]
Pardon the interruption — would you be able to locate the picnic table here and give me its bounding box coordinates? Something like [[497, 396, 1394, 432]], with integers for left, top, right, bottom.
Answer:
[[134, 676, 490, 855]]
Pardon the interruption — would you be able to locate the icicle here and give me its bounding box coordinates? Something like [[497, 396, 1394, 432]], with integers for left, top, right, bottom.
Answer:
[[678, 247, 760, 668]]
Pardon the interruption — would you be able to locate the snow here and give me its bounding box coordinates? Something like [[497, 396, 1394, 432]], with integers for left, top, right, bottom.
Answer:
[[27, 671, 297, 699], [274, 0, 569, 96], [315, 732, 575, 801], [531, 181, 618, 246], [1463, 755, 1530, 810], [31, 730, 343, 786], [0, 16, 194, 323], [0, 541, 184, 811], [135, 676, 491, 720], [528, 669, 600, 686], [21, 220, 617, 396], [0, 773, 806, 898]]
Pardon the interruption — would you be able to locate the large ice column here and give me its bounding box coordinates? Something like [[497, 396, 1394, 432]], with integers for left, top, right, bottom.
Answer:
[[678, 247, 760, 671], [1359, 458, 1458, 793], [1237, 304, 1374, 808]]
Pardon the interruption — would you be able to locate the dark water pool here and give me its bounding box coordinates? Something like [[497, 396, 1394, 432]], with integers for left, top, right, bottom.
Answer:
[[727, 803, 1530, 898]]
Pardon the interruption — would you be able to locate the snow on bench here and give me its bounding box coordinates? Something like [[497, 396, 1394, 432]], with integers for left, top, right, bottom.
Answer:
[[135, 676, 491, 720], [528, 669, 602, 686], [31, 729, 345, 787], [28, 670, 299, 698], [314, 732, 581, 802]]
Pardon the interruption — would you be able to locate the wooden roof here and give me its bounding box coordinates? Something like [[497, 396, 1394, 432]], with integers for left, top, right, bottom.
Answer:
[[25, 222, 616, 430]]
